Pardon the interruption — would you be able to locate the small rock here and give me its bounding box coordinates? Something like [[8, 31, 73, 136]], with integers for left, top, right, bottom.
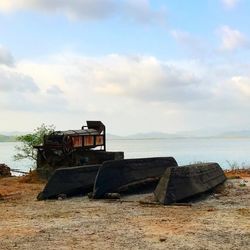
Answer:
[[214, 194, 220, 199], [104, 193, 121, 199], [239, 180, 247, 187], [207, 208, 215, 212], [87, 192, 93, 199], [58, 194, 67, 200], [0, 163, 11, 177], [239, 183, 246, 187], [159, 237, 166, 242]]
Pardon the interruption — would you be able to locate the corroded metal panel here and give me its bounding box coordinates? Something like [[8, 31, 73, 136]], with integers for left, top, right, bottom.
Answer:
[[72, 136, 82, 147], [95, 135, 104, 146], [84, 135, 94, 146]]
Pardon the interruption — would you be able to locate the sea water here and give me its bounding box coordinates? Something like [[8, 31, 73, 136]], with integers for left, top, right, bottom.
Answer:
[[1, 138, 250, 173]]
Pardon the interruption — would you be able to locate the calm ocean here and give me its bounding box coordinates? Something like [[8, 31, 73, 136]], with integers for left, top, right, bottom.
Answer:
[[1, 138, 250, 173]]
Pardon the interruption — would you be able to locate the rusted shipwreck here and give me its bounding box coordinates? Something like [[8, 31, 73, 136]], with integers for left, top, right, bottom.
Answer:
[[35, 121, 226, 203], [34, 121, 123, 178]]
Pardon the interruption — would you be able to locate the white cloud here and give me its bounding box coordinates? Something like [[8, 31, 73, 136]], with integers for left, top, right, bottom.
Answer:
[[15, 53, 250, 109], [221, 0, 240, 9], [122, 0, 166, 25], [0, 0, 166, 24], [0, 50, 67, 114], [23, 54, 205, 104], [170, 30, 208, 57], [1, 51, 250, 133], [171, 30, 193, 43], [0, 0, 116, 19], [46, 85, 63, 95], [0, 68, 38, 92], [10, 53, 210, 133], [218, 25, 249, 51], [0, 45, 14, 66], [231, 76, 250, 97]]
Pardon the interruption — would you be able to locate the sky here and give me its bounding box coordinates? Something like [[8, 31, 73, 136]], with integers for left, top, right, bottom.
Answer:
[[0, 0, 250, 135]]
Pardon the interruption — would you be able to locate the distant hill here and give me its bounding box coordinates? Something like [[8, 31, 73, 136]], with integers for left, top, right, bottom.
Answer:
[[106, 133, 124, 140], [0, 134, 17, 142], [107, 132, 180, 140], [219, 130, 250, 138], [108, 130, 250, 140], [0, 131, 29, 136], [125, 132, 179, 139], [1, 129, 250, 142]]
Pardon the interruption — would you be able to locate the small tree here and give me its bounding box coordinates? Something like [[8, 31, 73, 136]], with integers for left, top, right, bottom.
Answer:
[[14, 124, 55, 163]]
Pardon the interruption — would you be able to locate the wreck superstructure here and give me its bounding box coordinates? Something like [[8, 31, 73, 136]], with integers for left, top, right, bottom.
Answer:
[[34, 121, 124, 178]]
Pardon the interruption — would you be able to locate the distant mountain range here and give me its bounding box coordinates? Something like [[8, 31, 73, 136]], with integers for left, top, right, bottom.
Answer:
[[0, 131, 29, 136], [0, 131, 29, 142], [1, 130, 250, 142], [107, 130, 250, 140], [0, 134, 17, 142], [219, 130, 250, 138], [106, 132, 176, 140]]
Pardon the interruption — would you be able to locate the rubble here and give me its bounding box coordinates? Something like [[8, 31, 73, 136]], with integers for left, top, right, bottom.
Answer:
[[0, 163, 11, 177]]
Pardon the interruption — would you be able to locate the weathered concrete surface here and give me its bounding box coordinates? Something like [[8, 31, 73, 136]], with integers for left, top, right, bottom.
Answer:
[[154, 163, 226, 204], [92, 157, 178, 198], [37, 165, 101, 200], [0, 176, 249, 250]]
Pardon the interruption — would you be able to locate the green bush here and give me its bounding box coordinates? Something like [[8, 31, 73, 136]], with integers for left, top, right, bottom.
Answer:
[[14, 124, 55, 164]]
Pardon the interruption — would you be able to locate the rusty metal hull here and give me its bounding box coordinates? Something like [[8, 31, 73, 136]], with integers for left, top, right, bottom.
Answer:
[[92, 157, 178, 199], [154, 163, 226, 205], [37, 164, 101, 200]]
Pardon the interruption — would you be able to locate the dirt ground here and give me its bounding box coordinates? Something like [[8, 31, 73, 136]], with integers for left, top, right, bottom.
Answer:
[[0, 173, 249, 250]]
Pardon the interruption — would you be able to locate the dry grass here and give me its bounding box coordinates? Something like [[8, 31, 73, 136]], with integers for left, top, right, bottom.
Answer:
[[0, 172, 44, 200], [224, 168, 250, 179], [18, 170, 46, 184]]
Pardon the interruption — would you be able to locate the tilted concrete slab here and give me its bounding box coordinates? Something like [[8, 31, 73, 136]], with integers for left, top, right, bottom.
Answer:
[[154, 163, 226, 204], [92, 157, 178, 199], [37, 164, 101, 200]]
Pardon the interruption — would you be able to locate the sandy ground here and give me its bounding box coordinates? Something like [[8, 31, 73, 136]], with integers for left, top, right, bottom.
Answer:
[[0, 175, 249, 250]]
